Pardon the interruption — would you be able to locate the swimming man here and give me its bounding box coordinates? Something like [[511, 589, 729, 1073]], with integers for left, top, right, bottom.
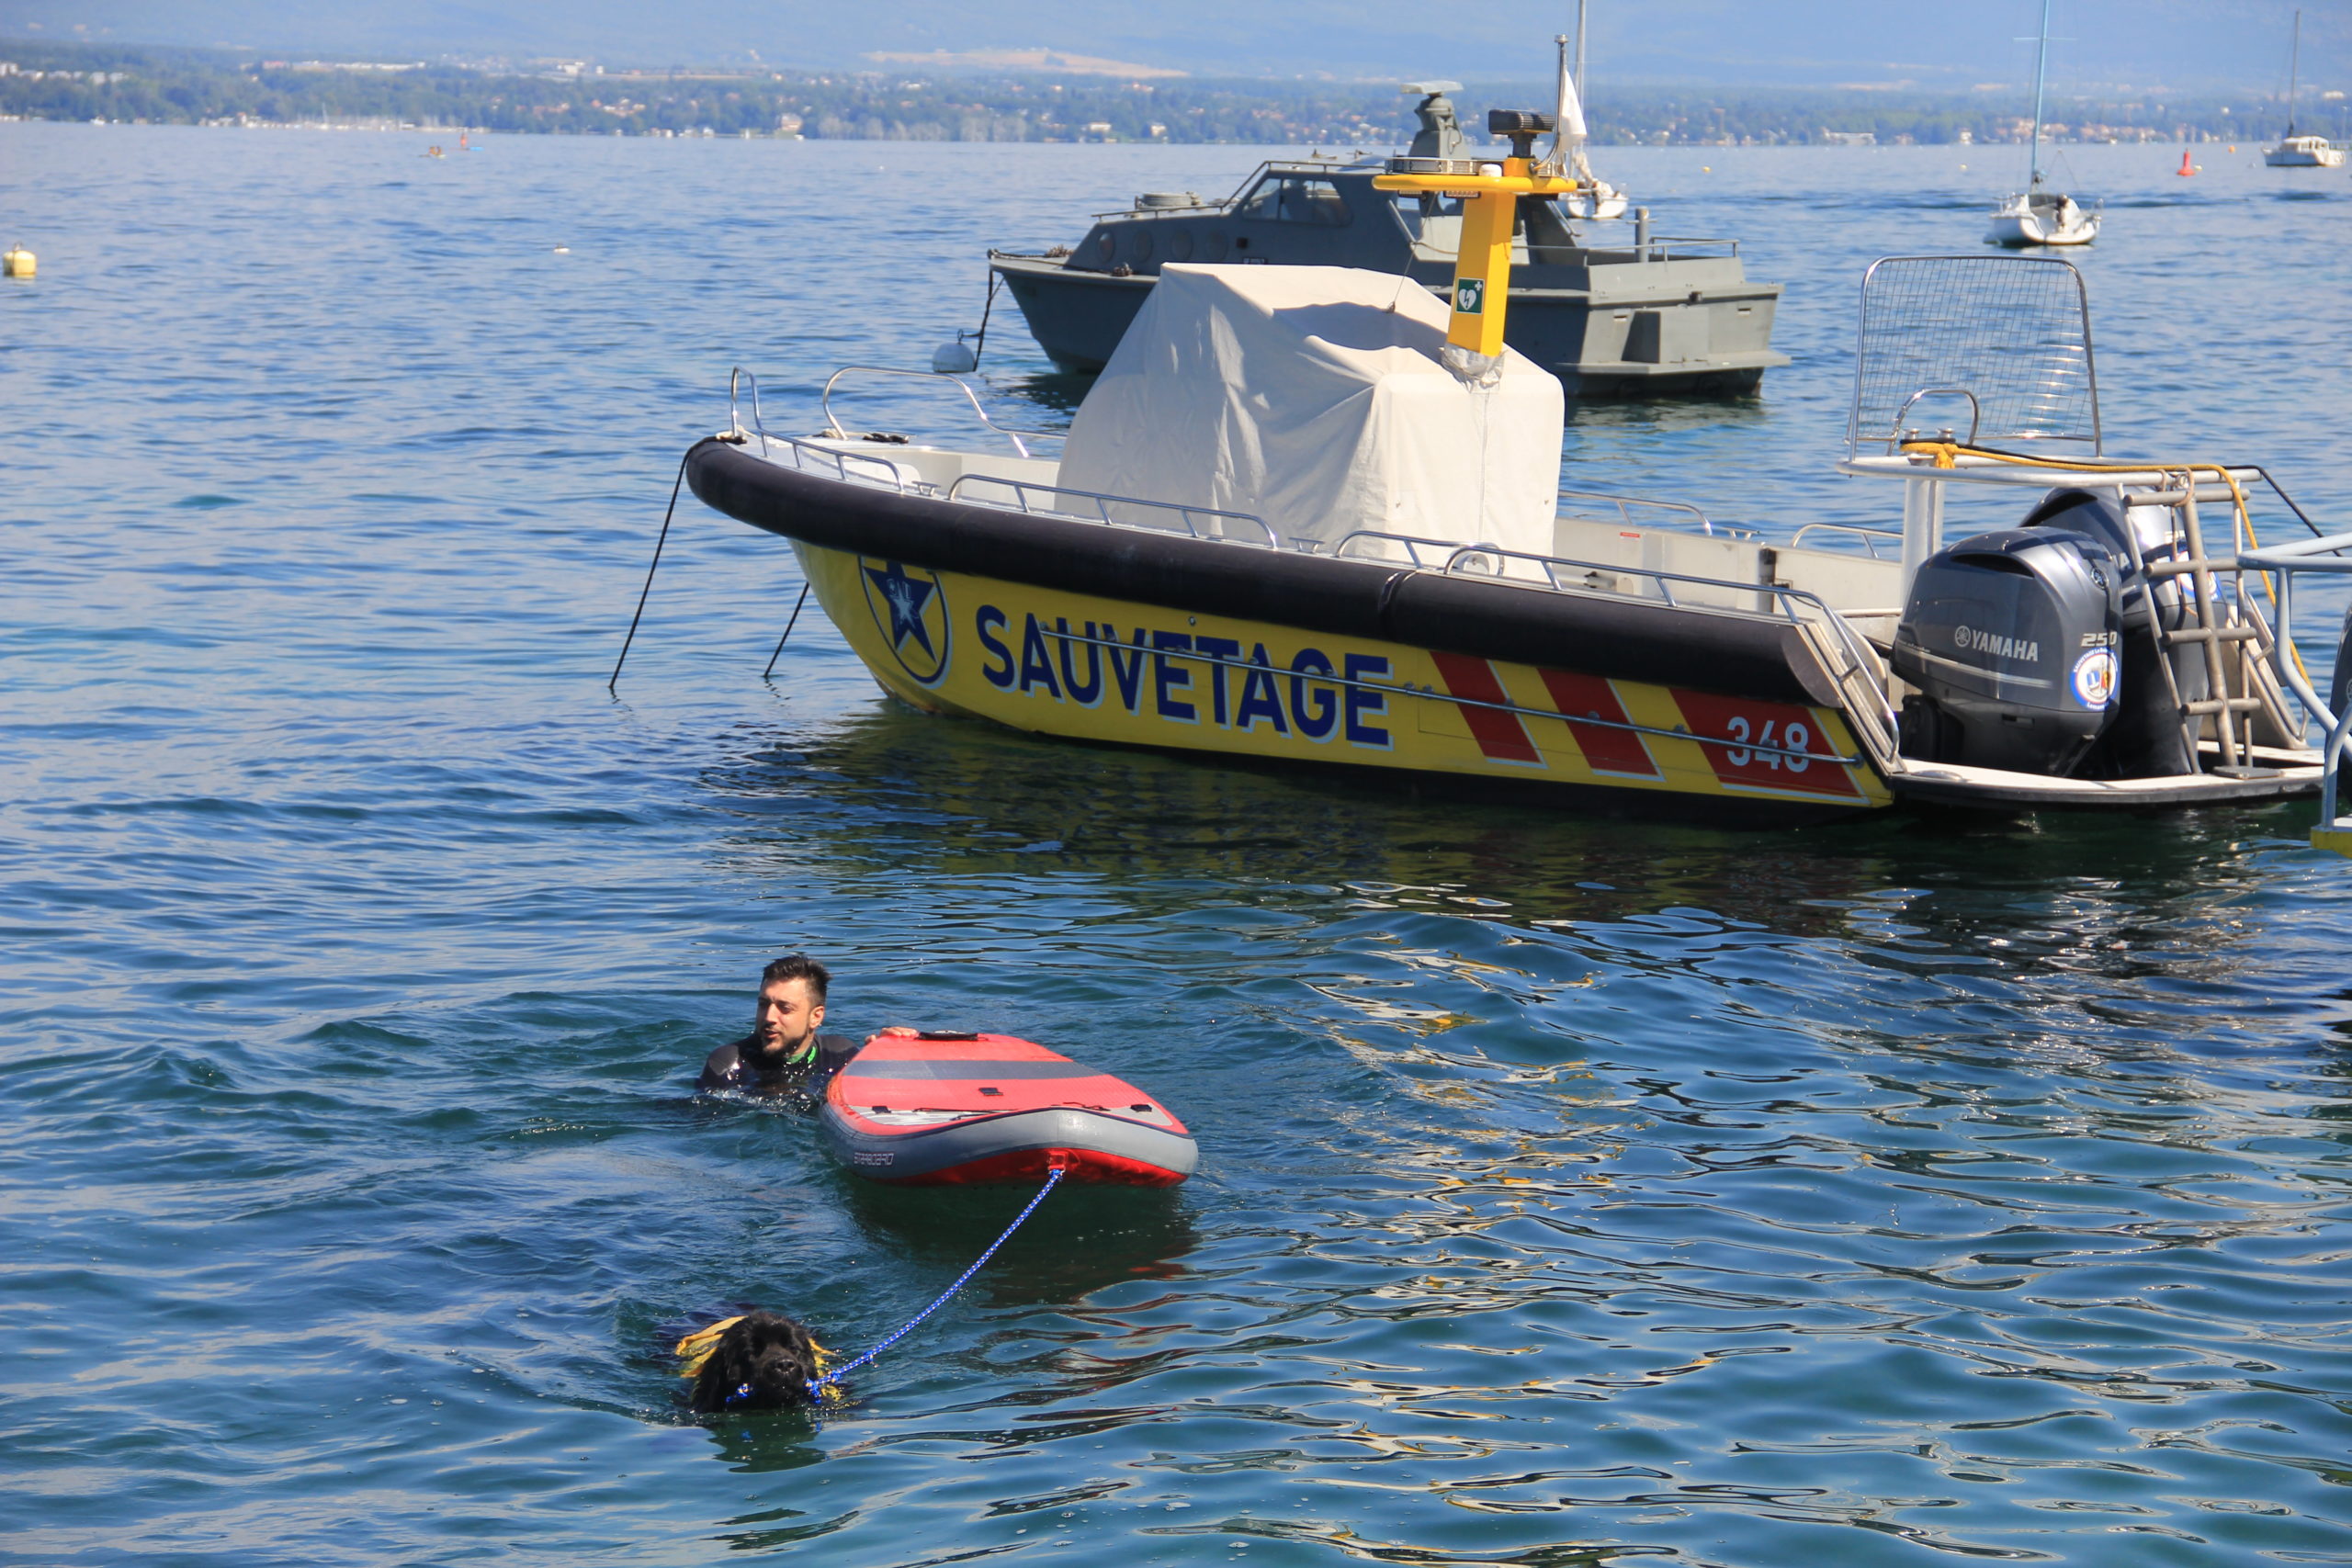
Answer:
[[696, 953, 864, 1099]]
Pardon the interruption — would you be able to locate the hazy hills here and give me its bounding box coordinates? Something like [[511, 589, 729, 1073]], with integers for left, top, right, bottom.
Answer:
[[2, 0, 2344, 91]]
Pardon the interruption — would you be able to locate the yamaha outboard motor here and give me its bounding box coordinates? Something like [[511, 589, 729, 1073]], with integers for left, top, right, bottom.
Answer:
[[2016, 488, 2206, 778], [1893, 526, 2125, 776]]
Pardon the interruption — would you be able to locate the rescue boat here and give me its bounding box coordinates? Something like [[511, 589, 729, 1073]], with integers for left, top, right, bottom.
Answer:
[[672, 98, 2345, 826], [820, 1032, 1196, 1187]]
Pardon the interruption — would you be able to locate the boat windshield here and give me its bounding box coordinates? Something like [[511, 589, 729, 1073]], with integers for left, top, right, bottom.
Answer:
[[1389, 192, 1469, 253], [1234, 175, 1351, 225], [1393, 193, 1575, 255], [1387, 192, 1464, 236]]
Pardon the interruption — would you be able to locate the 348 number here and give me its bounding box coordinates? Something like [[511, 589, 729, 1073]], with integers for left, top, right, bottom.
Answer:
[[1722, 716, 1811, 773]]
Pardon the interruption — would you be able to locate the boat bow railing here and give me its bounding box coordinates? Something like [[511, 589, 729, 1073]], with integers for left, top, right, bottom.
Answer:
[[730, 371, 921, 491], [945, 474, 1278, 548], [729, 365, 767, 442], [819, 366, 1066, 459]]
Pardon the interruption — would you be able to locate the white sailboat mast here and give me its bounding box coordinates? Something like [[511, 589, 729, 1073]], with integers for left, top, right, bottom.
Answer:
[[2286, 9, 2301, 138], [2028, 0, 2052, 189], [1574, 0, 1588, 102]]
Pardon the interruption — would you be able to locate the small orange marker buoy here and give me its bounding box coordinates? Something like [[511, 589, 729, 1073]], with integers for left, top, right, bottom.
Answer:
[[2176, 149, 2196, 176]]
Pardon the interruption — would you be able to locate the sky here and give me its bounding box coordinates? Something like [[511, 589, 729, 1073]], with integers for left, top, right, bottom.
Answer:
[[2, 0, 2345, 90]]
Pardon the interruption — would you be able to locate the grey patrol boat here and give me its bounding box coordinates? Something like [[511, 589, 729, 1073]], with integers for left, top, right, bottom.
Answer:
[[988, 83, 1789, 398]]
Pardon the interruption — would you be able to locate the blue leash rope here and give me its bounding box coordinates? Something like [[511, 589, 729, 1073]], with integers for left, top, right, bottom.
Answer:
[[808, 1167, 1066, 1397]]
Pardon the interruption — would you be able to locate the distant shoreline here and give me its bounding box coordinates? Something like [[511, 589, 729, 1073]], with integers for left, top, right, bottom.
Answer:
[[0, 39, 2321, 148]]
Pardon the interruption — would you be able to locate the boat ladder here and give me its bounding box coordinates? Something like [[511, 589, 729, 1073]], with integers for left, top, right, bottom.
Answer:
[[2141, 476, 2304, 775]]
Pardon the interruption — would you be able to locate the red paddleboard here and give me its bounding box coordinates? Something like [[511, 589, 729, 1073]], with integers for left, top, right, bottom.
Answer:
[[820, 1032, 1196, 1186]]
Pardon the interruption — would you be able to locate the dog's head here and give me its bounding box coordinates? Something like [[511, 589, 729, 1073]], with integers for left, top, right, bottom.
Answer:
[[676, 1310, 831, 1413]]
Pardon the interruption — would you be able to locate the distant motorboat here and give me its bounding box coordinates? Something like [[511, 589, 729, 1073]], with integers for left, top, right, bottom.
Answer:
[[987, 63, 1788, 399], [2264, 12, 2346, 167], [1985, 0, 2100, 248]]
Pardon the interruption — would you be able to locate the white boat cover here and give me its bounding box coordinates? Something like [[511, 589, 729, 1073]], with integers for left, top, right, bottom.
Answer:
[[1055, 264, 1565, 556]]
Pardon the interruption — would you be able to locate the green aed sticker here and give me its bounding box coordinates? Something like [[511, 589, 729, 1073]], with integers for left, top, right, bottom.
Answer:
[[1453, 277, 1485, 315]]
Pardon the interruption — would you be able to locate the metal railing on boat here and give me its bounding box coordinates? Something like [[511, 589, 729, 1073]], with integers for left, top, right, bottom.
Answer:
[[731, 426, 917, 492], [1556, 488, 1749, 540], [816, 366, 1065, 459], [1791, 522, 1904, 558], [944, 474, 1277, 547], [729, 366, 1066, 464], [726, 369, 1280, 545], [1552, 488, 1901, 559], [2237, 526, 2352, 852]]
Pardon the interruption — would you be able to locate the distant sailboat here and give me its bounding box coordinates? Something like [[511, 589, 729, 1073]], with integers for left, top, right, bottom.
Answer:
[[1986, 0, 2099, 247], [2265, 11, 2346, 168]]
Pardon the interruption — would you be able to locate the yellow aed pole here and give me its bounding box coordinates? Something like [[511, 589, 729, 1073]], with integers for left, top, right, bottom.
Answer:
[[1374, 110, 1578, 374]]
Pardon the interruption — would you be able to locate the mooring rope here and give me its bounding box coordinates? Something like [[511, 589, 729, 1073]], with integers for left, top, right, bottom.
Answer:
[[762, 581, 813, 680], [808, 1166, 1066, 1398], [608, 450, 692, 693]]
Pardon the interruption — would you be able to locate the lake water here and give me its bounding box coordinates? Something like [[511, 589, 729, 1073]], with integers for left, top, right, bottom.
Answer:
[[4, 124, 2350, 1566]]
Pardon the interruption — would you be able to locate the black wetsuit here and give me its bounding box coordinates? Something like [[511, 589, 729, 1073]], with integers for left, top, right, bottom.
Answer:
[[697, 1033, 861, 1100]]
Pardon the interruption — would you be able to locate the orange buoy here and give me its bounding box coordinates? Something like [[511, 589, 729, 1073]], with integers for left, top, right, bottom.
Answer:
[[2176, 149, 2196, 176]]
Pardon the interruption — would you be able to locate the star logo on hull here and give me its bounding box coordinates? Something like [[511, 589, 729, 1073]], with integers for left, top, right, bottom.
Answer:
[[857, 558, 952, 685], [865, 559, 937, 655]]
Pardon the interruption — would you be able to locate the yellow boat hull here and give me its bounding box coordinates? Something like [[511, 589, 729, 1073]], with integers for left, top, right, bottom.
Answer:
[[800, 542, 1894, 820]]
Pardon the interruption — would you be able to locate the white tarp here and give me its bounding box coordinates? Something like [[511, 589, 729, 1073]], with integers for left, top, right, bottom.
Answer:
[[1055, 264, 1565, 557]]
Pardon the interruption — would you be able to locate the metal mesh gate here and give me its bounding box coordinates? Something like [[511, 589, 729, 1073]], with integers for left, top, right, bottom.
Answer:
[[1845, 254, 2100, 457]]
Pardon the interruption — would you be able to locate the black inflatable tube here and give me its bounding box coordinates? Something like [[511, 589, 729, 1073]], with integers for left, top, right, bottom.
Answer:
[[687, 437, 1840, 707]]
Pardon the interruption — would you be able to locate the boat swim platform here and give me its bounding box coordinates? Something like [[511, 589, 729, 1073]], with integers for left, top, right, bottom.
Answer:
[[1885, 745, 2322, 812]]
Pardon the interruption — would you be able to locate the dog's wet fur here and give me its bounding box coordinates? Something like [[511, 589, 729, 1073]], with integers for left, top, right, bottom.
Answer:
[[684, 1310, 828, 1413]]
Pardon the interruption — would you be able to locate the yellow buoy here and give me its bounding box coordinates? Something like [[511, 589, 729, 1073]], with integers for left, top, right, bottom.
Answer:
[[2314, 822, 2352, 858], [2, 243, 33, 279]]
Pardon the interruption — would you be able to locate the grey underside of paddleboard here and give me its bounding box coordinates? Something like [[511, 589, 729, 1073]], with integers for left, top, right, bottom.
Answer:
[[821, 1105, 1200, 1180]]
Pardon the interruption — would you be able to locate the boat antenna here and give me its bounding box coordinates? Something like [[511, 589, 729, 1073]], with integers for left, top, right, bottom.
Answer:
[[2027, 0, 2052, 190], [1551, 31, 1571, 171]]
